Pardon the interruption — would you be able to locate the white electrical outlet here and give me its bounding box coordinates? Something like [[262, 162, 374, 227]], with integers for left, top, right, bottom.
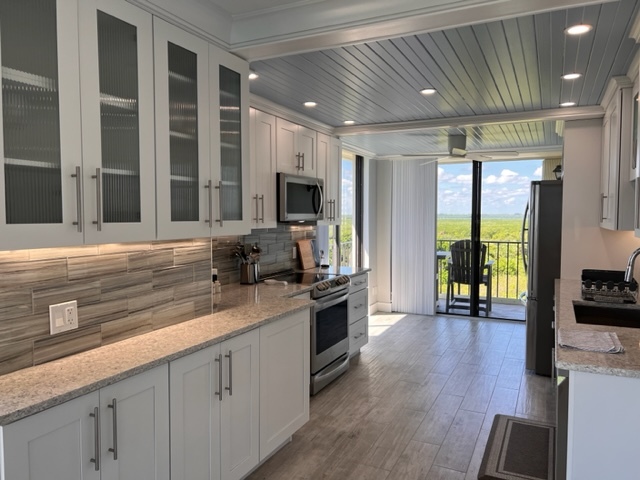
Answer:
[[292, 247, 297, 259], [49, 300, 78, 335]]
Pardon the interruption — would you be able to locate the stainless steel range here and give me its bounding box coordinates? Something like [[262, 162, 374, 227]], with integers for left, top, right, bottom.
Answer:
[[264, 270, 351, 394]]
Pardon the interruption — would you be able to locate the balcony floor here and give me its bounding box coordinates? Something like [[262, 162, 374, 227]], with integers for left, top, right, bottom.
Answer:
[[436, 298, 525, 321]]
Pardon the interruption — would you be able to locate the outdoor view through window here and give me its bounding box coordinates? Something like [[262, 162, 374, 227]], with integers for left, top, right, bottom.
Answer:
[[437, 159, 543, 320]]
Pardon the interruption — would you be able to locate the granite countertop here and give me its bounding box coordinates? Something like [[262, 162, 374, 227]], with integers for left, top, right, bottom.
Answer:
[[555, 278, 640, 377], [0, 283, 315, 426]]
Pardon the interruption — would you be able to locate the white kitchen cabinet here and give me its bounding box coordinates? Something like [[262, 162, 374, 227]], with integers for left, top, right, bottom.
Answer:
[[259, 309, 310, 460], [276, 118, 316, 177], [317, 133, 342, 225], [79, 0, 157, 244], [154, 18, 212, 240], [348, 272, 369, 356], [0, 0, 84, 250], [0, 392, 101, 480], [209, 48, 252, 236], [600, 76, 635, 231], [170, 329, 259, 480], [0, 364, 169, 480], [249, 108, 277, 228]]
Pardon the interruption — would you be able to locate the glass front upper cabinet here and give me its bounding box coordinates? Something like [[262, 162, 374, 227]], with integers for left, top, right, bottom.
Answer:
[[154, 18, 211, 240], [210, 48, 250, 235], [0, 0, 83, 249], [79, 0, 155, 244]]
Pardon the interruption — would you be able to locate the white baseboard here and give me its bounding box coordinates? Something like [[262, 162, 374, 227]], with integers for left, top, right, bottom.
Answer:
[[373, 302, 392, 313]]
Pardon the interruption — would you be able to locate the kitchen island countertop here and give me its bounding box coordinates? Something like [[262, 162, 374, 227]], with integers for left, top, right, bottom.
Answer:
[[555, 278, 640, 377]]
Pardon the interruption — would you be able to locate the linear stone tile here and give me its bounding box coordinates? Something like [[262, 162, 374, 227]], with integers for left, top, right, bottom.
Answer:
[[386, 440, 439, 480], [460, 374, 497, 413], [33, 326, 102, 365], [0, 288, 33, 320], [128, 287, 174, 314], [174, 245, 210, 266], [68, 254, 127, 281], [152, 301, 195, 330], [0, 312, 49, 347], [128, 249, 174, 272], [433, 409, 484, 472], [151, 239, 194, 249], [175, 279, 211, 304], [153, 265, 194, 289], [426, 466, 465, 480], [29, 245, 98, 261], [101, 271, 153, 301], [77, 299, 128, 327], [0, 340, 33, 375], [192, 238, 211, 246], [0, 250, 30, 264], [0, 259, 67, 288], [412, 394, 463, 445], [194, 261, 212, 281], [33, 281, 101, 314], [98, 242, 152, 254], [101, 311, 153, 346]]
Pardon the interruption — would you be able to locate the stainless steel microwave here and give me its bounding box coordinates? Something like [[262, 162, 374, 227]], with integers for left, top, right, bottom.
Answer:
[[277, 173, 324, 222]]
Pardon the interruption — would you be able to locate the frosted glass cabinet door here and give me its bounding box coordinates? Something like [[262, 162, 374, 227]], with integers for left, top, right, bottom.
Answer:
[[79, 0, 155, 244], [0, 0, 84, 249], [154, 18, 211, 240], [210, 47, 251, 236]]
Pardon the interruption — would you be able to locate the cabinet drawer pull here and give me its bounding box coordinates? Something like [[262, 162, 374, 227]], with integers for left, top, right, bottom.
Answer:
[[354, 281, 366, 286], [225, 350, 233, 396], [215, 180, 224, 227], [353, 304, 364, 309], [353, 333, 365, 339], [89, 406, 100, 471], [260, 194, 265, 223], [108, 399, 118, 460], [215, 353, 223, 401], [71, 166, 83, 233], [91, 168, 102, 231], [601, 193, 608, 221], [205, 180, 213, 227]]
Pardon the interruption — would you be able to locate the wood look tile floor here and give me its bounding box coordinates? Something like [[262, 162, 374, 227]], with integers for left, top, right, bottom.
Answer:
[[248, 312, 556, 480]]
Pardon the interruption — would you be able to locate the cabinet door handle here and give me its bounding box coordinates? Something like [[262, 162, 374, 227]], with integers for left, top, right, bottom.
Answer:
[[260, 194, 265, 223], [295, 153, 302, 170], [215, 353, 223, 401], [89, 406, 100, 471], [108, 398, 118, 460], [71, 166, 83, 233], [215, 180, 224, 227], [91, 168, 102, 231], [253, 194, 259, 223], [301, 152, 305, 171], [601, 193, 608, 221], [332, 199, 336, 221], [225, 350, 233, 396], [205, 180, 213, 227]]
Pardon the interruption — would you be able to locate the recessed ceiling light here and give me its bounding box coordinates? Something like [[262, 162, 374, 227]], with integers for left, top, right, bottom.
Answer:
[[560, 101, 576, 107], [565, 24, 593, 35], [304, 101, 317, 107], [248, 72, 259, 80], [562, 73, 582, 80], [344, 120, 355, 125], [420, 88, 437, 95]]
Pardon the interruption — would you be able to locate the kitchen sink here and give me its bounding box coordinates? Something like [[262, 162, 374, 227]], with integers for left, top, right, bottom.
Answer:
[[573, 301, 640, 329]]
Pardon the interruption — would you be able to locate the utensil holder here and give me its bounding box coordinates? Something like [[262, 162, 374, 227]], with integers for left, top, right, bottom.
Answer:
[[240, 264, 257, 284]]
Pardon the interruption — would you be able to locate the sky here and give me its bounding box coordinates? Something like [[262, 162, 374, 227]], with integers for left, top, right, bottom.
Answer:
[[438, 159, 543, 216], [341, 159, 353, 214]]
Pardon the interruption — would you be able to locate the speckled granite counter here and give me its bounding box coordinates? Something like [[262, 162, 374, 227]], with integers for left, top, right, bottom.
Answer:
[[555, 278, 640, 377], [0, 283, 315, 426]]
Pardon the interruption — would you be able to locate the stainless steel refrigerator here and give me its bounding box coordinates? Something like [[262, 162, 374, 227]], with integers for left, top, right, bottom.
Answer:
[[525, 180, 563, 376]]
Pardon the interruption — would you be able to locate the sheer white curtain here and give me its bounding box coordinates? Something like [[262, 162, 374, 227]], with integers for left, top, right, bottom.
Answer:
[[391, 159, 437, 315]]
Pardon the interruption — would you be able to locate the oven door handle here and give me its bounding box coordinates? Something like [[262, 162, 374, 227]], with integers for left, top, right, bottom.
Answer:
[[314, 291, 349, 311]]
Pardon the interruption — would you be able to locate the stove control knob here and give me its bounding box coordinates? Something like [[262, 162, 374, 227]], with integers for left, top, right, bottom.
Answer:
[[335, 276, 350, 286], [316, 281, 330, 291]]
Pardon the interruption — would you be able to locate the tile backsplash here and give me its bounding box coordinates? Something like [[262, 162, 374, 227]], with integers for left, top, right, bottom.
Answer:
[[0, 224, 316, 376]]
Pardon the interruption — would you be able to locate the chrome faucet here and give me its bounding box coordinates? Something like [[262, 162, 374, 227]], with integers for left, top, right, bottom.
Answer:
[[624, 247, 640, 283]]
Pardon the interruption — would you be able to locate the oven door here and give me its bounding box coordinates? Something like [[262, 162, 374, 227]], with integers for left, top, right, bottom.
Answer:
[[311, 291, 349, 374]]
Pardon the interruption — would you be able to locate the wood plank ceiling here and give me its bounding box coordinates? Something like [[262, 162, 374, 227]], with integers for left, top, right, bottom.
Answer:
[[248, 0, 640, 156]]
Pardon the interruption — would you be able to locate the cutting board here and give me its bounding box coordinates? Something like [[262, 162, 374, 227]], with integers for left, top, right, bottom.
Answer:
[[297, 240, 316, 270]]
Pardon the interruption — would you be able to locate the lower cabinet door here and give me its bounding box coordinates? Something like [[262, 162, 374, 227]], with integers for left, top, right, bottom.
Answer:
[[220, 329, 260, 480], [170, 345, 221, 480], [1, 392, 101, 480], [100, 364, 169, 480], [259, 310, 310, 460]]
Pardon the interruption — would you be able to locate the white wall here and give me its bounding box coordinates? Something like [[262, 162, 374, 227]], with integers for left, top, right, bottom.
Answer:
[[561, 119, 640, 280]]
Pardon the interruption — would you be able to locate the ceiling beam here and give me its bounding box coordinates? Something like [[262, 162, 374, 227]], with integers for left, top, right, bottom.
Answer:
[[333, 106, 604, 136]]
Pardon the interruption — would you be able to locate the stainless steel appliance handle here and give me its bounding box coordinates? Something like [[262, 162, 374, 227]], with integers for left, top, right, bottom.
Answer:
[[316, 180, 324, 219], [205, 180, 213, 227], [89, 407, 100, 471], [215, 353, 223, 401], [260, 195, 265, 223], [253, 194, 259, 223], [91, 168, 102, 231], [108, 399, 118, 460], [521, 202, 529, 273], [72, 166, 82, 232], [314, 291, 349, 312], [215, 180, 224, 227], [225, 350, 233, 396]]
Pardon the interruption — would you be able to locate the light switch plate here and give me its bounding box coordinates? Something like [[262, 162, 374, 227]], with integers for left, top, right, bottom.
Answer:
[[49, 300, 78, 335]]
